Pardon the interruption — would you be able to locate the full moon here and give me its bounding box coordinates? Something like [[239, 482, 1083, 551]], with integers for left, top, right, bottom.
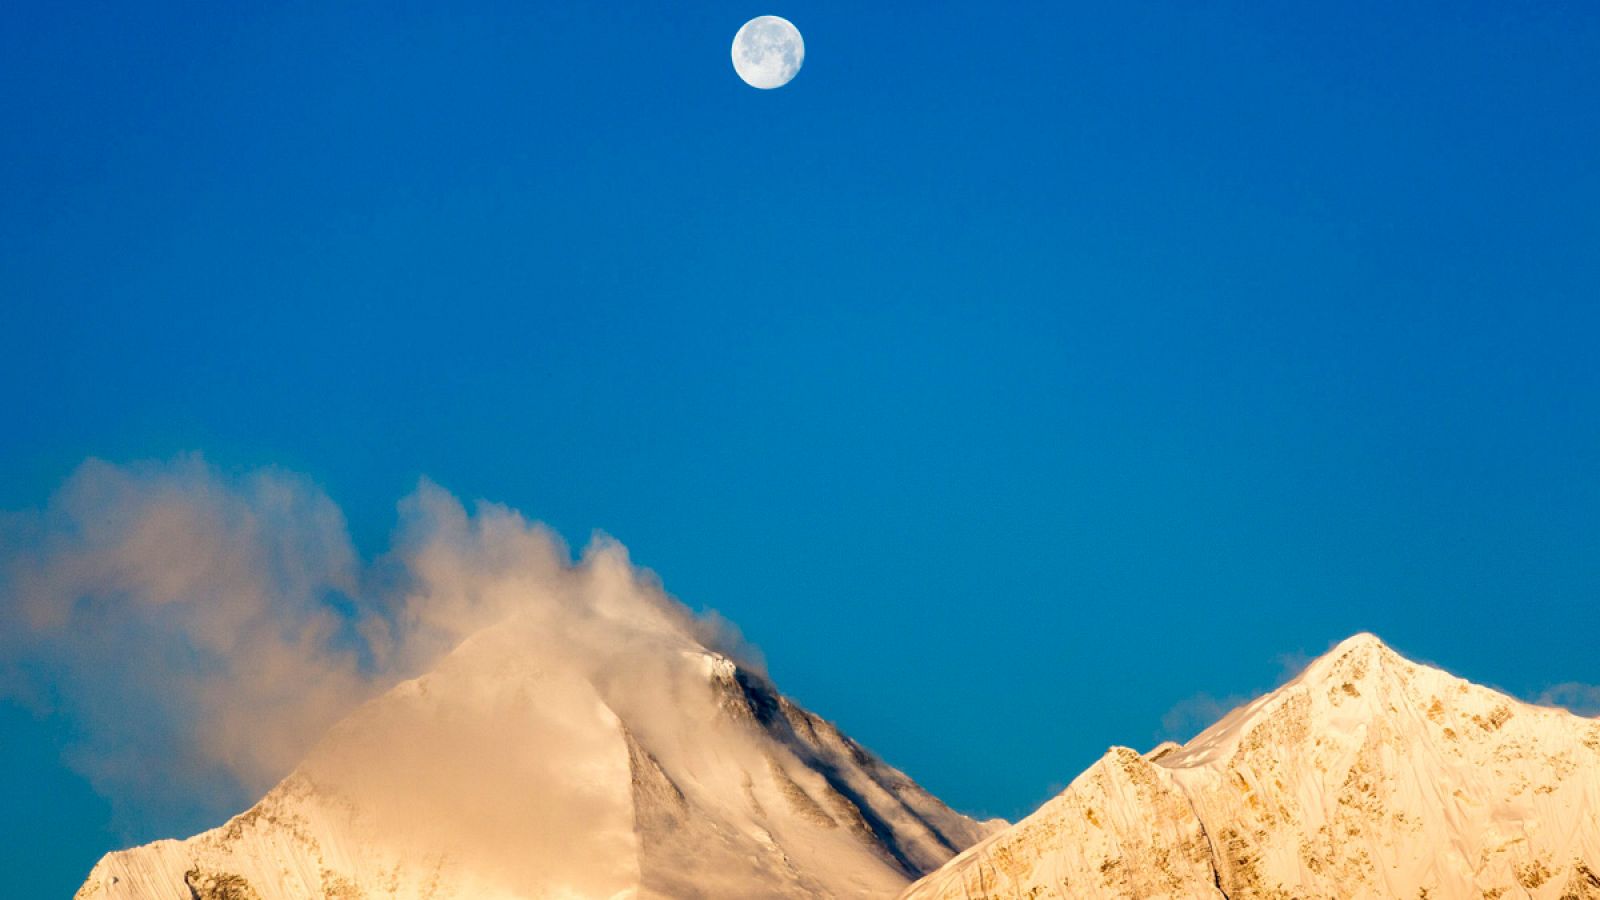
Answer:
[[731, 16, 804, 89]]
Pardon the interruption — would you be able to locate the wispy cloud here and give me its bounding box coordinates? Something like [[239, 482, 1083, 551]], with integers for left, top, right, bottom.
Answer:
[[1156, 642, 1325, 743], [1273, 650, 1314, 685], [1535, 682, 1600, 718], [1158, 691, 1251, 742], [0, 455, 751, 839], [0, 456, 369, 833]]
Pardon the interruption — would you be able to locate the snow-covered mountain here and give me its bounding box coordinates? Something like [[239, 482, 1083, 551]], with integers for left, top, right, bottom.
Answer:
[[74, 612, 993, 900], [902, 633, 1600, 900], [74, 627, 1600, 899]]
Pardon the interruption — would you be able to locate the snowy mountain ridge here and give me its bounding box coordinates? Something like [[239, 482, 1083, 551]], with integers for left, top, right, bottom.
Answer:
[[73, 627, 1600, 899], [74, 611, 993, 900], [902, 633, 1600, 900]]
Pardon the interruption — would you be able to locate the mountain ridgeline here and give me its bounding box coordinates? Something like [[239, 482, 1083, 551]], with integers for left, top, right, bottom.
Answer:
[[75, 612, 993, 900], [77, 631, 1600, 899], [903, 634, 1600, 900]]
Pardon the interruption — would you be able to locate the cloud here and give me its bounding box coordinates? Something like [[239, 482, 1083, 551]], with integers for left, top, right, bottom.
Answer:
[[0, 456, 371, 832], [1273, 650, 1314, 686], [1535, 682, 1600, 718], [1154, 645, 1330, 745], [0, 455, 750, 840], [1158, 691, 1250, 742]]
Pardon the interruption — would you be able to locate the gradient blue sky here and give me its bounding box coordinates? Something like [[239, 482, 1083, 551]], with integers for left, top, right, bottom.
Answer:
[[3, 1, 1599, 894]]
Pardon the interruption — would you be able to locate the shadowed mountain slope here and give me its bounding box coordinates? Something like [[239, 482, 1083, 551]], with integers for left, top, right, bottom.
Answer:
[[75, 612, 993, 900]]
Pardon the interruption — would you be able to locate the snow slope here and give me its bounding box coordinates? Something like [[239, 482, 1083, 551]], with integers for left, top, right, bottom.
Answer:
[[74, 613, 993, 900], [903, 634, 1600, 900]]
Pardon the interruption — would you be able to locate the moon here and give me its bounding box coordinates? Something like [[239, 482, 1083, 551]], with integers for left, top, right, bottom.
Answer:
[[731, 16, 804, 90]]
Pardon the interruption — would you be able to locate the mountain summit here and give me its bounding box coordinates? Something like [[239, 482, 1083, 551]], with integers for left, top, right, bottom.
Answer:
[[74, 626, 1600, 900], [74, 611, 992, 900], [902, 633, 1600, 899]]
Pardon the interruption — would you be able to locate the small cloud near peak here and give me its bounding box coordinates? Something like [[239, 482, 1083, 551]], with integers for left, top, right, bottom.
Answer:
[[1535, 683, 1600, 718]]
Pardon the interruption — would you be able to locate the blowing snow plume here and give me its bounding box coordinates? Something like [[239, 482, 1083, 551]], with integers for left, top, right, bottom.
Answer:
[[0, 455, 754, 837], [22, 457, 993, 899]]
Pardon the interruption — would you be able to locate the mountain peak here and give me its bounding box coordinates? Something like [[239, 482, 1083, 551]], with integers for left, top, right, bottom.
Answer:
[[905, 635, 1600, 900], [1290, 630, 1402, 691], [76, 615, 994, 900], [1329, 629, 1388, 653]]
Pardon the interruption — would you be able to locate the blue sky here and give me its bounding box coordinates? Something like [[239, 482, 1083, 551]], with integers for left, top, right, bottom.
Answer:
[[3, 1, 1598, 894]]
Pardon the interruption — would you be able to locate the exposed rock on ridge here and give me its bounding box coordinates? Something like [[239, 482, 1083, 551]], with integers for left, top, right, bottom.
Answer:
[[903, 634, 1600, 900]]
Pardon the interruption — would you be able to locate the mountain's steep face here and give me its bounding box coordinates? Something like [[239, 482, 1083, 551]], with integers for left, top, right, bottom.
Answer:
[[903, 634, 1600, 900], [75, 614, 992, 900]]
